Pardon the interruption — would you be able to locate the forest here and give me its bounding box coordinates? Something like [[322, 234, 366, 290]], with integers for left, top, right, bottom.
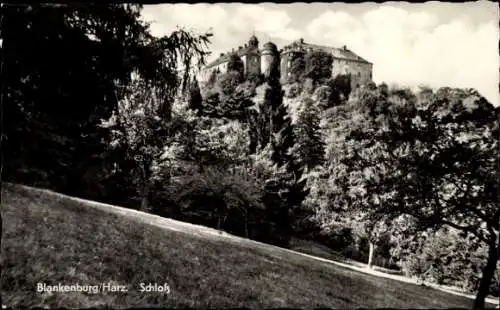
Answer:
[[1, 4, 499, 309]]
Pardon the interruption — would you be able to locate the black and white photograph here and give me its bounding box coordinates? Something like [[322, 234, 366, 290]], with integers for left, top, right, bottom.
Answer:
[[1, 1, 499, 308]]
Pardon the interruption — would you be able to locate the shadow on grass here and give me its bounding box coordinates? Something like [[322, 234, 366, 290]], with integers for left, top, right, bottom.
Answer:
[[0, 184, 480, 308]]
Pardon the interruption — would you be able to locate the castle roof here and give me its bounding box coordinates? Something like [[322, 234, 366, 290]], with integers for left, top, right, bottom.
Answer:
[[204, 46, 259, 69], [284, 40, 372, 64], [203, 38, 372, 70], [263, 42, 277, 50]]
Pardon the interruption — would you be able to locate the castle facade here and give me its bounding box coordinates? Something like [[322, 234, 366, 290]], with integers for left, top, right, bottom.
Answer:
[[198, 35, 373, 90]]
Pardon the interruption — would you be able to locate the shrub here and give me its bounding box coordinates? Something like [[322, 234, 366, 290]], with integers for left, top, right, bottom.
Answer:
[[227, 53, 245, 82], [313, 85, 333, 110], [168, 166, 265, 237], [247, 72, 264, 85], [286, 82, 303, 99], [304, 50, 333, 85], [303, 78, 315, 95], [216, 71, 242, 97]]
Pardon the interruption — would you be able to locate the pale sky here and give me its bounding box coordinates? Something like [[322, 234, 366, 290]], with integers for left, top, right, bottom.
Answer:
[[142, 1, 499, 106]]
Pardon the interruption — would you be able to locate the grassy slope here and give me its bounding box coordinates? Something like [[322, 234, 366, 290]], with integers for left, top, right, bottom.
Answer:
[[1, 184, 492, 308]]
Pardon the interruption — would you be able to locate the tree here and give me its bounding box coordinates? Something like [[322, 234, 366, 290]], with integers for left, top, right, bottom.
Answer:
[[101, 79, 165, 211], [304, 50, 333, 86], [97, 24, 210, 211], [313, 86, 334, 110], [312, 86, 388, 266], [207, 69, 218, 87], [202, 71, 254, 120], [288, 52, 306, 83], [226, 52, 244, 82], [1, 4, 211, 204], [216, 70, 241, 98], [337, 85, 499, 309], [170, 166, 265, 236], [326, 74, 352, 105], [188, 78, 203, 115], [2, 4, 147, 195], [247, 62, 310, 246], [291, 97, 325, 172]]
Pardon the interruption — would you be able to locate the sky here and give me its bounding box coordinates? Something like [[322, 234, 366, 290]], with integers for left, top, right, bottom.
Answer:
[[141, 1, 499, 106]]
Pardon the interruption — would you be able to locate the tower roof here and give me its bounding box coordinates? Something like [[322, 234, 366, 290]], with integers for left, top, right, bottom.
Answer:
[[262, 42, 277, 50], [249, 35, 259, 47]]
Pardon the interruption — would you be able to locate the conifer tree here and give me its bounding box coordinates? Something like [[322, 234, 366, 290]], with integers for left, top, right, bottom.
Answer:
[[291, 98, 325, 172], [250, 52, 309, 245], [188, 78, 203, 115]]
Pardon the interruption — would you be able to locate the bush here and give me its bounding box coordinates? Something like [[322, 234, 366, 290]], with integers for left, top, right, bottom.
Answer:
[[288, 53, 306, 83], [303, 78, 316, 95], [216, 71, 242, 97], [313, 85, 333, 110], [286, 82, 303, 99], [304, 50, 333, 85], [325, 74, 352, 105], [395, 228, 500, 296], [247, 72, 264, 86], [167, 166, 265, 237], [227, 53, 245, 82]]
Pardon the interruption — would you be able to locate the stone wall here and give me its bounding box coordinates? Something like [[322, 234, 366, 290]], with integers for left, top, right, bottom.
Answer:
[[246, 53, 261, 76], [332, 59, 372, 89]]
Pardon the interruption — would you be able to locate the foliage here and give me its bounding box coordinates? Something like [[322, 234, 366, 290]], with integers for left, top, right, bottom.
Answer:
[[288, 52, 306, 83], [2, 4, 211, 205], [161, 106, 251, 173], [202, 73, 255, 120], [246, 70, 308, 246], [167, 166, 265, 236], [100, 78, 170, 211], [188, 78, 203, 115], [216, 71, 241, 97], [395, 226, 499, 297], [326, 74, 352, 105], [247, 72, 264, 85], [304, 50, 334, 85], [202, 89, 221, 117], [313, 86, 334, 110], [303, 78, 316, 95], [291, 97, 325, 172], [207, 69, 218, 87], [226, 53, 245, 82], [333, 84, 499, 308], [286, 82, 303, 99]]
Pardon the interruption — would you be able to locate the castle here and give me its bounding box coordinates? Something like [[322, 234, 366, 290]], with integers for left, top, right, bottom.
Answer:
[[198, 35, 373, 89]]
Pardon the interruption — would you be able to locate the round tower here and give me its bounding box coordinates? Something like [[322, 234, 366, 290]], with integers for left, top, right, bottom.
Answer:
[[261, 42, 279, 80]]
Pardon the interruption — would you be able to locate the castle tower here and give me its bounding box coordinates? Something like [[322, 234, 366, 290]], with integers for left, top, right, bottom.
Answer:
[[248, 34, 259, 49], [261, 42, 279, 80]]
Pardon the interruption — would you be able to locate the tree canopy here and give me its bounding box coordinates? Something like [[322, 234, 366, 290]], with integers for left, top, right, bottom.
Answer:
[[326, 84, 499, 308]]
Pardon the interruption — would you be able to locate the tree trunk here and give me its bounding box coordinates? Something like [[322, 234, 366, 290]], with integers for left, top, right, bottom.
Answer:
[[473, 238, 499, 309], [140, 191, 149, 212], [368, 241, 375, 269], [139, 161, 151, 212], [244, 212, 249, 238], [216, 215, 221, 230]]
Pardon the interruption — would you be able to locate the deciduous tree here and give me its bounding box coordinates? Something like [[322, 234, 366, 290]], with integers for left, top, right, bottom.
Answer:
[[337, 85, 499, 308]]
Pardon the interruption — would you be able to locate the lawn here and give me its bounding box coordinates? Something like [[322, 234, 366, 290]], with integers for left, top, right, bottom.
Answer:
[[1, 183, 491, 308]]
